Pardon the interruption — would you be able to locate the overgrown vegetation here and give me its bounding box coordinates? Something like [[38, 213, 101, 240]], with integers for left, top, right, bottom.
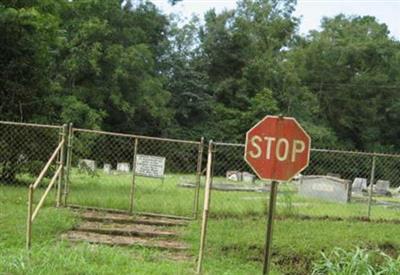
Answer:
[[312, 247, 400, 274]]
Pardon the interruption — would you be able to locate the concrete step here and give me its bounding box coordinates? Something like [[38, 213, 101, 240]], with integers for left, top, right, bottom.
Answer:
[[62, 230, 189, 251], [75, 221, 179, 238], [78, 210, 188, 227]]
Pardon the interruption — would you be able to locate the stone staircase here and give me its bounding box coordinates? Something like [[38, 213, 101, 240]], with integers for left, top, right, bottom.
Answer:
[[62, 209, 191, 257]]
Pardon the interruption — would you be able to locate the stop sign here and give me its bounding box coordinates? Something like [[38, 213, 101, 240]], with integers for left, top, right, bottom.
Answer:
[[244, 115, 311, 181]]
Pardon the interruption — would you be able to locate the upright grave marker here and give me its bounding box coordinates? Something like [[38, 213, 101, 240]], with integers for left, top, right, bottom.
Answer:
[[244, 115, 311, 274]]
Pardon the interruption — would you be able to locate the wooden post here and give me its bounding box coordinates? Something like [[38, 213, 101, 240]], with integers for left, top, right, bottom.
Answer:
[[196, 140, 213, 274], [367, 155, 376, 219], [63, 123, 73, 206], [129, 138, 139, 214], [193, 137, 204, 219], [57, 124, 67, 207], [26, 186, 33, 249], [263, 180, 279, 275]]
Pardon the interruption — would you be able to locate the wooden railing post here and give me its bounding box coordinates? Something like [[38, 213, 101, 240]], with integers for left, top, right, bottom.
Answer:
[[129, 138, 139, 214], [57, 124, 67, 207], [193, 137, 204, 219], [367, 155, 376, 219], [63, 123, 73, 206], [26, 186, 33, 249], [197, 140, 214, 274]]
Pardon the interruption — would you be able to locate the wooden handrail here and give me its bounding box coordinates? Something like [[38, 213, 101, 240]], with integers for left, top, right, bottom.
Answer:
[[27, 136, 66, 249], [31, 140, 64, 190], [31, 165, 63, 221]]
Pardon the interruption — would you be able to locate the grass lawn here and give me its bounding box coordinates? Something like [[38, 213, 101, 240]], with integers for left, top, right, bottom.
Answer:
[[1, 171, 400, 274]]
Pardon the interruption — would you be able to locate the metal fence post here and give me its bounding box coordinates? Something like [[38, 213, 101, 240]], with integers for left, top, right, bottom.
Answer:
[[26, 185, 33, 249], [263, 180, 278, 274], [193, 137, 204, 219], [367, 155, 376, 219], [57, 124, 67, 207], [196, 140, 214, 274], [129, 138, 139, 214], [63, 123, 73, 206]]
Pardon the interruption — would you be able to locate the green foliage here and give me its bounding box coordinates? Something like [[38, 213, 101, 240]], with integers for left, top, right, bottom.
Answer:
[[312, 247, 400, 275], [1, 1, 400, 152]]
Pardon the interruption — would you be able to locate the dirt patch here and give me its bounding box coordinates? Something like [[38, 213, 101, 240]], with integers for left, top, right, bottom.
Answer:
[[273, 254, 313, 275], [219, 244, 313, 274], [378, 242, 399, 258]]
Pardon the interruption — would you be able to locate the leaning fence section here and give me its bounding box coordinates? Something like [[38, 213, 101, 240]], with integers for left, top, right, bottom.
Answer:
[[64, 127, 203, 219]]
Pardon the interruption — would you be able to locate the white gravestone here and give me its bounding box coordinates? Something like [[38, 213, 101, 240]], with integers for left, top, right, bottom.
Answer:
[[135, 154, 165, 178], [352, 177, 367, 192], [117, 162, 130, 173], [226, 171, 242, 182], [242, 172, 256, 183], [375, 180, 390, 195], [103, 163, 112, 174], [299, 175, 351, 203], [78, 159, 96, 171]]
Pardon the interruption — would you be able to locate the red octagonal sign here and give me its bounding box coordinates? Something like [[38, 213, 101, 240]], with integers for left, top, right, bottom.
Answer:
[[244, 116, 311, 182]]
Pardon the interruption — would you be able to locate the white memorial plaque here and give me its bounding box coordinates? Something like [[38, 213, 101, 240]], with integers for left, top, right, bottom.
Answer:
[[135, 154, 166, 178]]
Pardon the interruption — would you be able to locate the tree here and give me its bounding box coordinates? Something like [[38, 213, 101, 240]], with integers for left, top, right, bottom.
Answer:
[[295, 15, 400, 150], [0, 2, 63, 123]]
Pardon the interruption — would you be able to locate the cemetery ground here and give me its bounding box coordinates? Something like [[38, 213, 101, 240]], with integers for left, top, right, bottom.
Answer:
[[1, 171, 400, 274]]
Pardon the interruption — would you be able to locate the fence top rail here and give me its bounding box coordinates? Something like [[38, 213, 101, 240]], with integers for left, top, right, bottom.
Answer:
[[72, 127, 201, 145], [0, 120, 62, 129], [213, 141, 400, 158], [311, 148, 400, 158], [214, 141, 245, 147]]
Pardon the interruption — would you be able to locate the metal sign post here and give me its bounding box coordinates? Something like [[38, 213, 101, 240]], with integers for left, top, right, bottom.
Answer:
[[244, 115, 311, 274], [263, 180, 278, 274]]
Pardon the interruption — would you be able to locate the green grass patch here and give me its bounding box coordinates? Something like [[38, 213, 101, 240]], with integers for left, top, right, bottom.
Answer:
[[1, 172, 400, 274]]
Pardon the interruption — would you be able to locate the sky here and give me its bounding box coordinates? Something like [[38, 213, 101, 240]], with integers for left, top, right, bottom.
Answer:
[[149, 0, 400, 39]]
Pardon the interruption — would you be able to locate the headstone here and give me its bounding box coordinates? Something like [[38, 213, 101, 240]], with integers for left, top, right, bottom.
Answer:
[[117, 162, 130, 173], [78, 159, 96, 172], [352, 177, 367, 192], [293, 173, 302, 181], [135, 154, 165, 178], [298, 175, 351, 203], [242, 172, 256, 183], [327, 173, 341, 179], [103, 163, 112, 174], [226, 171, 241, 182], [375, 180, 390, 195]]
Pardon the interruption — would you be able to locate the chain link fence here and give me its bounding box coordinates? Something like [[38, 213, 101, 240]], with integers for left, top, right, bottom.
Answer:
[[0, 121, 62, 186], [65, 127, 203, 219], [198, 141, 400, 274], [1, 121, 399, 221], [208, 142, 400, 221]]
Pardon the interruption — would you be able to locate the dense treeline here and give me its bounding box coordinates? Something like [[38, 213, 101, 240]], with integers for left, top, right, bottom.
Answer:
[[1, 0, 400, 151]]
